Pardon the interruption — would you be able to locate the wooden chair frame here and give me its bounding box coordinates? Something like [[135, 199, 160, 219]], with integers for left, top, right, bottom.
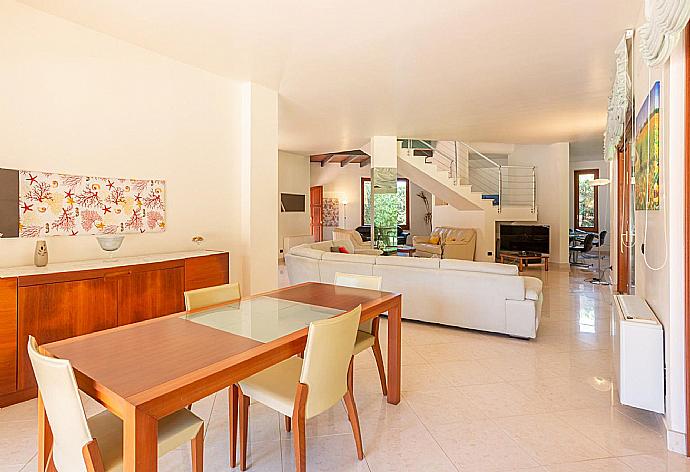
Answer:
[[234, 359, 363, 472]]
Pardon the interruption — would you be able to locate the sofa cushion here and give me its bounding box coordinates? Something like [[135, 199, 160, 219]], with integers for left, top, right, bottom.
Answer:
[[322, 252, 378, 264], [440, 259, 518, 276], [290, 246, 325, 260], [523, 276, 543, 301], [415, 243, 442, 255], [375, 256, 440, 269]]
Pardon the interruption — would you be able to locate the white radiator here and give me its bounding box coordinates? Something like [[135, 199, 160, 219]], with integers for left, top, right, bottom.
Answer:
[[613, 294, 665, 413]]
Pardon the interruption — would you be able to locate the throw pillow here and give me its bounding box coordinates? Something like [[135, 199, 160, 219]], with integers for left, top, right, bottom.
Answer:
[[429, 235, 440, 244], [329, 247, 340, 252], [338, 246, 350, 254]]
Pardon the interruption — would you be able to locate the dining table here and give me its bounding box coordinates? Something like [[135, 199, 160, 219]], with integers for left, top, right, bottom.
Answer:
[[37, 281, 402, 472]]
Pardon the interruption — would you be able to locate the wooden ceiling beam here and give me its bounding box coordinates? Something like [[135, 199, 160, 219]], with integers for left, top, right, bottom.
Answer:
[[340, 155, 359, 167], [359, 157, 371, 167], [320, 154, 335, 167]]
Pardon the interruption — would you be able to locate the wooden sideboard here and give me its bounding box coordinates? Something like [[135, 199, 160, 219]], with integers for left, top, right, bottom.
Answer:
[[0, 251, 229, 407]]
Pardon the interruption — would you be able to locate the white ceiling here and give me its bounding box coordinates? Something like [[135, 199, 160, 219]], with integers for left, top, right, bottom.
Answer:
[[21, 0, 641, 154]]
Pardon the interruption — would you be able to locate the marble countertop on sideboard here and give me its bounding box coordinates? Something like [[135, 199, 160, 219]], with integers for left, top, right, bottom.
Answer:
[[0, 250, 226, 278]]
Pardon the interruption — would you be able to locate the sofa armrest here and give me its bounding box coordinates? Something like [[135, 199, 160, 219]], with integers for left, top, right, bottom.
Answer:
[[413, 236, 431, 245]]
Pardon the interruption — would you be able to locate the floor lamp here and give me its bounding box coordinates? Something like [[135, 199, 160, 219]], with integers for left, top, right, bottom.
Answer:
[[589, 178, 611, 285]]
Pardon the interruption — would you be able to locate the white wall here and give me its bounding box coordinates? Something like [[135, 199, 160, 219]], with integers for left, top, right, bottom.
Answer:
[[0, 2, 278, 289], [509, 143, 570, 264], [627, 32, 686, 452], [569, 159, 611, 241], [279, 151, 310, 253], [310, 163, 368, 240]]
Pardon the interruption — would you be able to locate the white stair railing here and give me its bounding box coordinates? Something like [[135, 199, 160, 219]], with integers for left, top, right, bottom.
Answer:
[[399, 139, 536, 214]]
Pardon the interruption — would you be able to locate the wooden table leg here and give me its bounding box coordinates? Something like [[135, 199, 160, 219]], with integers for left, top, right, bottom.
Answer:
[[123, 406, 158, 472], [386, 299, 402, 404], [229, 384, 238, 468], [544, 258, 549, 271], [38, 392, 54, 472]]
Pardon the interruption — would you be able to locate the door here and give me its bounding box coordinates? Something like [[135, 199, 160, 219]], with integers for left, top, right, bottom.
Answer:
[[117, 266, 185, 325], [17, 277, 118, 390], [617, 144, 632, 294], [310, 185, 323, 242]]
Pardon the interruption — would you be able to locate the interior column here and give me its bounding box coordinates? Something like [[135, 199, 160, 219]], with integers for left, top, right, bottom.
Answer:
[[240, 82, 279, 295]]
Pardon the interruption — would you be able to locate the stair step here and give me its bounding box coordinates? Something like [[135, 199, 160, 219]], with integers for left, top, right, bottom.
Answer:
[[482, 194, 500, 206]]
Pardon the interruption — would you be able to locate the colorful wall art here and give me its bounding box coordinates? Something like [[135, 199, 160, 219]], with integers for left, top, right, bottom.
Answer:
[[0, 168, 166, 238], [322, 197, 340, 227], [634, 81, 661, 211]]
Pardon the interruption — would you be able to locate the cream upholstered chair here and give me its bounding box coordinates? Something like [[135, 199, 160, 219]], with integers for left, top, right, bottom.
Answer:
[[334, 273, 387, 396], [184, 282, 241, 458], [413, 227, 477, 260], [236, 306, 364, 472], [27, 336, 204, 472], [184, 282, 241, 311]]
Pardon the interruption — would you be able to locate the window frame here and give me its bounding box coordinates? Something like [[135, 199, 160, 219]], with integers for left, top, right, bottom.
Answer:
[[573, 168, 599, 232], [360, 177, 410, 230]]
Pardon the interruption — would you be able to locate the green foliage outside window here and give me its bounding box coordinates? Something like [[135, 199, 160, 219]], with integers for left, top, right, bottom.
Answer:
[[362, 180, 407, 227], [578, 174, 595, 228]]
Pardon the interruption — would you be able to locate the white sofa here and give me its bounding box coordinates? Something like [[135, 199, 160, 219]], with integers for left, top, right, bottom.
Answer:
[[285, 242, 543, 338]]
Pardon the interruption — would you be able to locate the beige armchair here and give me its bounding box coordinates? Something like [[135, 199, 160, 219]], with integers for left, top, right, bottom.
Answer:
[[332, 228, 383, 255], [413, 227, 477, 260]]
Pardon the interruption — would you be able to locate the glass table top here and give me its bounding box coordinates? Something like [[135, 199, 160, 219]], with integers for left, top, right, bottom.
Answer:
[[182, 296, 343, 343]]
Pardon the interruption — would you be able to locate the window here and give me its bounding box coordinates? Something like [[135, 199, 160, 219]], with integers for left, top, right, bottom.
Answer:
[[574, 169, 599, 231], [360, 177, 410, 229]]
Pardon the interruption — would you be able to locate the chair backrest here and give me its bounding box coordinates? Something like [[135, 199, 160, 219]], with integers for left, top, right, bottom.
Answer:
[[583, 233, 596, 252], [334, 273, 382, 334], [300, 305, 361, 418], [184, 282, 241, 311], [599, 230, 607, 246], [27, 336, 92, 472]]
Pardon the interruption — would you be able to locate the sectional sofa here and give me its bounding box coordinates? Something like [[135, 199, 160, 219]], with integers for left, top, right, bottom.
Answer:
[[285, 241, 543, 338]]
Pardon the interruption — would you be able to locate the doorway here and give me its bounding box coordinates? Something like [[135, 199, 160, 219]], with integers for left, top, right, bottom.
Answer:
[[310, 186, 323, 242]]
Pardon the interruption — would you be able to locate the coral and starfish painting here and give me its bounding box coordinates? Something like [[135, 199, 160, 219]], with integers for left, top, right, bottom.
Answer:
[[322, 197, 340, 227], [634, 81, 661, 211], [15, 170, 166, 238]]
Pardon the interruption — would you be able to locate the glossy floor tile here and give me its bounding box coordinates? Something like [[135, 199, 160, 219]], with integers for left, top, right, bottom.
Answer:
[[2, 263, 688, 471]]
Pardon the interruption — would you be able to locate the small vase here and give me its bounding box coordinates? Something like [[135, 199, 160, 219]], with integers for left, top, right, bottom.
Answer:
[[34, 240, 48, 267]]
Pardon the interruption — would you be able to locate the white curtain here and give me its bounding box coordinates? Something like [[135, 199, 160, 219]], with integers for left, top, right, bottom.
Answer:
[[604, 37, 632, 161], [638, 0, 690, 67]]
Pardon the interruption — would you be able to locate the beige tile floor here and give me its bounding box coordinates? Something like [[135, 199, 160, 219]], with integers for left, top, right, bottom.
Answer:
[[2, 263, 689, 471]]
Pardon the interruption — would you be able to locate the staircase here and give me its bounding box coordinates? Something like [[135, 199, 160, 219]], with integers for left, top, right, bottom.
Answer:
[[397, 139, 538, 261]]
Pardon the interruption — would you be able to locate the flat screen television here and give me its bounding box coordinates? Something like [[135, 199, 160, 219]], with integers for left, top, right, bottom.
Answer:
[[499, 224, 550, 255], [280, 193, 306, 212]]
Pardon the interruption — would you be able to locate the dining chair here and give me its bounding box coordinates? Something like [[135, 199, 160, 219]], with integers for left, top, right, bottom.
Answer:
[[236, 305, 364, 472], [334, 272, 387, 396], [184, 282, 242, 461], [27, 336, 205, 472], [184, 282, 241, 311]]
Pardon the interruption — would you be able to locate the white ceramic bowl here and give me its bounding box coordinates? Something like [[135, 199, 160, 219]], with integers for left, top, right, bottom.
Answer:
[[97, 235, 125, 252]]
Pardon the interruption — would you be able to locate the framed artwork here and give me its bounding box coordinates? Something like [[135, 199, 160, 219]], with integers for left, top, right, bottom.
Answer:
[[0, 168, 166, 238], [322, 197, 340, 227], [634, 81, 661, 210]]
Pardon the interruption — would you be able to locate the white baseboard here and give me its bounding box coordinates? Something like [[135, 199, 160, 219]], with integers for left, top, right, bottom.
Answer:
[[667, 429, 686, 455]]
